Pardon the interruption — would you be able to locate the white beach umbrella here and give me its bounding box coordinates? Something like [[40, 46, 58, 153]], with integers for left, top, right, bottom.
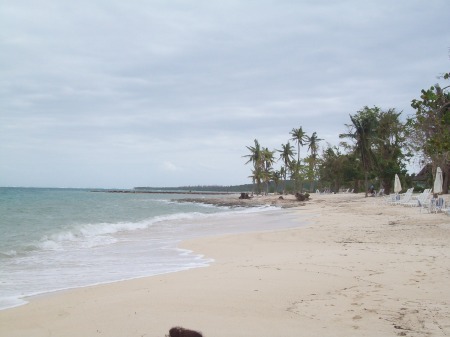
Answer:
[[394, 174, 402, 193], [433, 167, 443, 194]]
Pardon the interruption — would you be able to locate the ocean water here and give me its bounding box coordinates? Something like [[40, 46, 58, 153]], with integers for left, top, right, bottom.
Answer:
[[0, 188, 306, 310]]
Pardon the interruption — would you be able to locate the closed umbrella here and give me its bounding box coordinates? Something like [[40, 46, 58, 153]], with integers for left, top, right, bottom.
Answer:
[[433, 167, 443, 194], [394, 174, 402, 193]]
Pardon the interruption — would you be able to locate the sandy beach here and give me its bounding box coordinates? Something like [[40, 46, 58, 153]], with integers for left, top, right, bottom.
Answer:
[[1, 193, 449, 337]]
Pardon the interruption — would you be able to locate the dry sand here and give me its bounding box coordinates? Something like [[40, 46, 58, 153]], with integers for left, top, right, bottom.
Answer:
[[1, 193, 449, 337]]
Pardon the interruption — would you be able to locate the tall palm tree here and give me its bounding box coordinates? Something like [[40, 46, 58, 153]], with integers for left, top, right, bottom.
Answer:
[[244, 139, 261, 167], [307, 132, 322, 157], [307, 132, 323, 191], [277, 142, 296, 194], [278, 167, 286, 193], [340, 113, 377, 197], [244, 139, 263, 194], [261, 147, 276, 195], [290, 127, 308, 164]]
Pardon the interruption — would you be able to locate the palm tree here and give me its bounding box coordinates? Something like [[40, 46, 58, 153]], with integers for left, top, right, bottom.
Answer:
[[244, 139, 261, 166], [279, 166, 286, 193], [308, 132, 322, 157], [340, 111, 377, 197], [272, 170, 282, 194], [261, 147, 276, 195], [290, 127, 308, 164], [277, 142, 296, 194], [249, 167, 264, 194], [244, 139, 263, 194], [306, 132, 323, 192], [289, 160, 302, 193]]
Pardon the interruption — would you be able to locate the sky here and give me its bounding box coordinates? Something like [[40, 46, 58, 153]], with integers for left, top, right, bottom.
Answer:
[[1, 1, 449, 189]]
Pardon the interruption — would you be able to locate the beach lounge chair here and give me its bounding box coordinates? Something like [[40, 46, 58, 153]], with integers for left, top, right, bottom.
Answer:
[[419, 194, 445, 213], [384, 194, 398, 204], [418, 198, 430, 213], [402, 189, 431, 207], [397, 188, 414, 205], [386, 188, 414, 205], [433, 197, 446, 213], [420, 197, 434, 213], [439, 197, 450, 215]]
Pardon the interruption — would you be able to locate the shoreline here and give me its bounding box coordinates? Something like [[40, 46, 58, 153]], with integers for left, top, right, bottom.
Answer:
[[1, 193, 449, 336], [0, 201, 305, 312]]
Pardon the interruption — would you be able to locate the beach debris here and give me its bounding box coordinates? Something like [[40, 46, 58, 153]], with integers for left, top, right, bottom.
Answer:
[[295, 192, 310, 201], [167, 326, 203, 337], [239, 192, 251, 199]]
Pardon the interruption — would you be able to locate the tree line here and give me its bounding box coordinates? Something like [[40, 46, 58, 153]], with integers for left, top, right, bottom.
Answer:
[[244, 71, 450, 196]]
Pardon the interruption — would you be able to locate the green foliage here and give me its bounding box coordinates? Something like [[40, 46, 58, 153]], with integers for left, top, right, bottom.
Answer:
[[372, 108, 409, 194], [318, 145, 363, 192], [243, 140, 279, 194], [242, 71, 447, 194], [407, 72, 450, 193], [337, 106, 408, 195], [339, 106, 379, 196]]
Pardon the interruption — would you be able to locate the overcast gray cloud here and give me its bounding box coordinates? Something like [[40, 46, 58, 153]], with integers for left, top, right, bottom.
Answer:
[[1, 0, 449, 188]]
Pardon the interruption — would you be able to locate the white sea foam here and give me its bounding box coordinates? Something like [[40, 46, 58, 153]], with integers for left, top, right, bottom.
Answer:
[[30, 212, 212, 253], [0, 250, 17, 258]]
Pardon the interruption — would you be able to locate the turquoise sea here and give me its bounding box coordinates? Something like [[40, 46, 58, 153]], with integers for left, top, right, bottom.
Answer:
[[0, 187, 305, 310]]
